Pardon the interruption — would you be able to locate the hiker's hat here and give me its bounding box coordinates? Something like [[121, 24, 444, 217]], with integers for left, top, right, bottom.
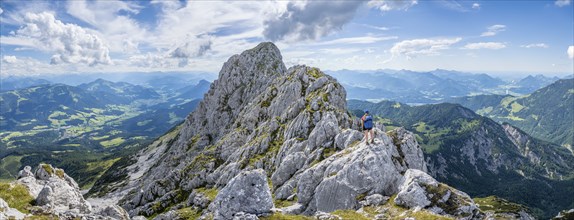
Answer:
[[364, 109, 369, 113]]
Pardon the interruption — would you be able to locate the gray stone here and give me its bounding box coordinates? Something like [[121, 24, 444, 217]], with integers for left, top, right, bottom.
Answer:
[[17, 166, 34, 179], [334, 129, 363, 150], [233, 212, 260, 220], [0, 198, 27, 219], [359, 194, 389, 207], [209, 169, 273, 219], [98, 205, 130, 220], [394, 169, 479, 219], [314, 211, 342, 220]]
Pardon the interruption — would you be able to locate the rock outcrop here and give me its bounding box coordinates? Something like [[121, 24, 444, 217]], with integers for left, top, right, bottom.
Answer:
[[208, 169, 273, 219], [395, 169, 481, 219], [0, 198, 27, 219], [11, 164, 129, 219]]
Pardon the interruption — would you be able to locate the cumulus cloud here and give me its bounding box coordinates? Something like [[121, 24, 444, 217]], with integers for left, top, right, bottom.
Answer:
[[568, 46, 574, 59], [521, 43, 549, 48], [555, 0, 571, 7], [66, 0, 147, 53], [2, 55, 18, 63], [15, 12, 111, 65], [169, 35, 213, 59], [389, 38, 462, 59], [472, 3, 480, 9], [481, 24, 506, 37], [367, 0, 418, 11], [263, 1, 363, 41], [463, 42, 506, 50]]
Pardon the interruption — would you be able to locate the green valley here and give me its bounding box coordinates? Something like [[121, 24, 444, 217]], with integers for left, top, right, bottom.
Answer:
[[449, 78, 574, 151], [0, 78, 209, 188]]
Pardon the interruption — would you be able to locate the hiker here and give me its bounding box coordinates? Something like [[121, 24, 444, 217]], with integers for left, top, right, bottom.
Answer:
[[361, 110, 374, 144]]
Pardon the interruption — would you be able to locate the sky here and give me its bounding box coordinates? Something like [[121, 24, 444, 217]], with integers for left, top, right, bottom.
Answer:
[[0, 0, 573, 78]]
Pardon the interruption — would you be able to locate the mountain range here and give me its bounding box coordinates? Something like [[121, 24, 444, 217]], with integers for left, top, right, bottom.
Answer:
[[448, 78, 574, 151], [327, 69, 569, 104], [0, 42, 572, 219]]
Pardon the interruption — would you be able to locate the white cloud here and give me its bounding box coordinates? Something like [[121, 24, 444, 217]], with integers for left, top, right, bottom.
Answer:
[[15, 12, 112, 65], [2, 55, 18, 63], [520, 43, 549, 48], [481, 24, 506, 37], [263, 1, 364, 41], [0, 7, 3, 15], [317, 36, 398, 46], [463, 42, 506, 50], [367, 0, 418, 11], [390, 38, 462, 59], [472, 3, 480, 9], [555, 0, 571, 7], [568, 46, 574, 59], [66, 0, 147, 53], [361, 24, 390, 31]]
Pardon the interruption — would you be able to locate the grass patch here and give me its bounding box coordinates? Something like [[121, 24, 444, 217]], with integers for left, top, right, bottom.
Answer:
[[274, 199, 295, 208], [196, 187, 218, 201], [177, 207, 202, 219], [100, 137, 125, 148], [474, 196, 526, 213], [0, 182, 34, 213], [260, 213, 314, 220], [332, 209, 370, 220]]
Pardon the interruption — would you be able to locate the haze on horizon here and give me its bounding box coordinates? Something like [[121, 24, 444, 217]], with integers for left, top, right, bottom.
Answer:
[[0, 0, 573, 78]]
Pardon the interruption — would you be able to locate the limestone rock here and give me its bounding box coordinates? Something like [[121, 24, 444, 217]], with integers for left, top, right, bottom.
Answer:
[[233, 212, 260, 220], [297, 128, 426, 214], [314, 211, 342, 220], [98, 204, 130, 220], [359, 194, 389, 207], [209, 169, 273, 219], [17, 166, 34, 179], [0, 198, 27, 219], [395, 169, 480, 219], [16, 164, 94, 217]]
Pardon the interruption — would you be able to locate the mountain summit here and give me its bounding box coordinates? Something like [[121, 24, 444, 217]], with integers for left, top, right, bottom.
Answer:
[[87, 42, 505, 219]]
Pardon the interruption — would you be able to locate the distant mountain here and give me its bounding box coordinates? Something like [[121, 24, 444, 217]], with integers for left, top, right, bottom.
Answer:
[[348, 100, 574, 218], [327, 69, 506, 103], [449, 79, 573, 149], [0, 84, 106, 130], [510, 74, 560, 94], [0, 77, 51, 91], [78, 79, 160, 104]]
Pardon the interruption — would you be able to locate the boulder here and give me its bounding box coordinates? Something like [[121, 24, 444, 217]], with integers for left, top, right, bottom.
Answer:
[[17, 166, 34, 179], [359, 194, 389, 207], [394, 169, 480, 219], [98, 204, 130, 220], [209, 169, 273, 219]]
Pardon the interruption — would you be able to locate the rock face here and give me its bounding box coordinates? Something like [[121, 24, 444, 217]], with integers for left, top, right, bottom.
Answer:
[[13, 164, 129, 219], [208, 169, 273, 219], [83, 42, 489, 219], [395, 169, 480, 219]]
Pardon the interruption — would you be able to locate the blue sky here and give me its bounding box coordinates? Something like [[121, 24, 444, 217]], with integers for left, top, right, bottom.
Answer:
[[0, 0, 572, 78]]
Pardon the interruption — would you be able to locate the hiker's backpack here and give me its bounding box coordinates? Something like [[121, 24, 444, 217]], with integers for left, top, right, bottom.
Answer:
[[364, 115, 373, 129]]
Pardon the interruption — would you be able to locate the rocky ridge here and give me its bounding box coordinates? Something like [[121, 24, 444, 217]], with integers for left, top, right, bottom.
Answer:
[[0, 164, 129, 219], [84, 42, 536, 219]]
